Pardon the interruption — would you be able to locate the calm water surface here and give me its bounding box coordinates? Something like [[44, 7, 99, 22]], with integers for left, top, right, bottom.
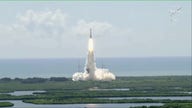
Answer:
[[0, 57, 191, 78], [100, 96, 192, 100], [0, 100, 163, 108], [8, 90, 46, 96]]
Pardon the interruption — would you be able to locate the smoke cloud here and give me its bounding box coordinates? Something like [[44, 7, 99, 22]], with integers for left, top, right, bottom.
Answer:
[[72, 67, 116, 81], [72, 29, 115, 81]]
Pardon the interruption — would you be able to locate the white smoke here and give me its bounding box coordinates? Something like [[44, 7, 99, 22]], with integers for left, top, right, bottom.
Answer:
[[72, 67, 116, 81], [72, 29, 115, 81]]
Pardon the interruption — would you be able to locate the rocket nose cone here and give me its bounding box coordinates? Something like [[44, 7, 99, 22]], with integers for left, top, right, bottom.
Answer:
[[90, 28, 92, 38]]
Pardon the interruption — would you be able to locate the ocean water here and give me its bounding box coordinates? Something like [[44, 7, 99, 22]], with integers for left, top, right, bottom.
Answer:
[[0, 57, 191, 78]]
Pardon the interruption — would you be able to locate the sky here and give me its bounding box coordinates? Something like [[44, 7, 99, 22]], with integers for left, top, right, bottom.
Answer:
[[0, 1, 191, 58]]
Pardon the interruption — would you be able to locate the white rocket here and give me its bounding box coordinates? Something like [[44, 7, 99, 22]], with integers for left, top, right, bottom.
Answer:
[[85, 29, 96, 80], [72, 29, 116, 81]]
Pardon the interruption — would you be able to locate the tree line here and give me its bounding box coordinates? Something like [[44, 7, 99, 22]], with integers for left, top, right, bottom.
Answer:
[[0, 77, 69, 83]]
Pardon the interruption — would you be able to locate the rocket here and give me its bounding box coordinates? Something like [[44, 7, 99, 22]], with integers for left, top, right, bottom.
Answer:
[[85, 29, 96, 79], [88, 29, 93, 52], [90, 28, 92, 38], [72, 29, 116, 81]]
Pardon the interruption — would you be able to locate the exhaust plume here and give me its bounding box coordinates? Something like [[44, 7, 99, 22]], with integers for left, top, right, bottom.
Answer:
[[72, 29, 116, 81]]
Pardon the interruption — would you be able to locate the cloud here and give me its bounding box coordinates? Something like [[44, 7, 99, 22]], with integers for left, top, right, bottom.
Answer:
[[17, 9, 68, 26], [4, 9, 129, 40], [0, 9, 70, 49], [17, 9, 67, 26], [0, 9, 132, 58], [16, 9, 68, 38], [2, 9, 122, 40]]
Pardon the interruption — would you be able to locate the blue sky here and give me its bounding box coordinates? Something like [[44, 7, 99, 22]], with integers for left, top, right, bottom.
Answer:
[[0, 1, 191, 58]]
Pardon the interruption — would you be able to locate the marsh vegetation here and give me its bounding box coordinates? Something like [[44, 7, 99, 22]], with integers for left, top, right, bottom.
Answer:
[[0, 76, 191, 107]]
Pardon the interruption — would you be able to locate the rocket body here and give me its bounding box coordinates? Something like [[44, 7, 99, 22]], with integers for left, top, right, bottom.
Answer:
[[85, 29, 96, 80]]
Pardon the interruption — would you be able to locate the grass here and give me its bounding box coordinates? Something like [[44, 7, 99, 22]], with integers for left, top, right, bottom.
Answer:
[[0, 102, 14, 107]]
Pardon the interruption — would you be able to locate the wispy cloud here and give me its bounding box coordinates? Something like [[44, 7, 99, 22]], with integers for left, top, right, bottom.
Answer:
[[0, 9, 130, 43]]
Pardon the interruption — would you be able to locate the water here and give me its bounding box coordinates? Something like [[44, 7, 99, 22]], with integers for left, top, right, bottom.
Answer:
[[2, 91, 191, 101], [0, 91, 190, 108], [182, 92, 192, 94], [89, 88, 130, 91], [0, 57, 191, 78], [0, 100, 163, 108], [99, 96, 192, 100], [5, 90, 46, 96]]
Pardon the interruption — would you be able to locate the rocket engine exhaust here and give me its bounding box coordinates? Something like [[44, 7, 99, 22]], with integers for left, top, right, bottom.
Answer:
[[72, 29, 116, 81]]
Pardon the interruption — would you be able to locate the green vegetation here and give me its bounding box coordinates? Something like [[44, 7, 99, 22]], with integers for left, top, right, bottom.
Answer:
[[0, 76, 191, 105], [0, 102, 14, 107], [0, 76, 191, 92], [23, 98, 191, 104]]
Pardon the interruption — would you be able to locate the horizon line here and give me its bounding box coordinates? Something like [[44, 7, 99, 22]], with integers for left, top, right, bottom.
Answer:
[[0, 56, 191, 60]]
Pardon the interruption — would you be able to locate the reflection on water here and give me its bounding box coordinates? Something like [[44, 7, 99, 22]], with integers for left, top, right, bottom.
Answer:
[[3, 90, 46, 96], [100, 96, 192, 100], [86, 104, 98, 108], [182, 92, 192, 94], [100, 88, 130, 91], [0, 100, 163, 108], [89, 87, 130, 91], [84, 103, 163, 108]]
